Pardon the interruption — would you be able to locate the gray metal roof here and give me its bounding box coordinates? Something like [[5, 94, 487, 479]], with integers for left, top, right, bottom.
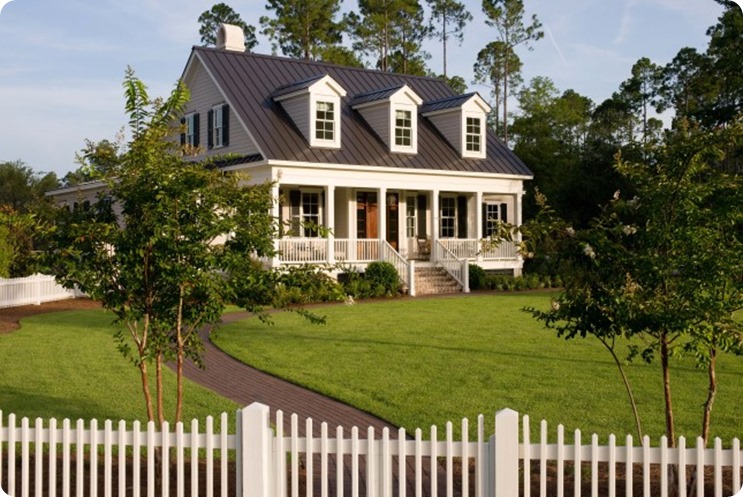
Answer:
[[349, 85, 405, 107], [192, 47, 532, 177], [270, 73, 326, 99], [420, 93, 478, 114]]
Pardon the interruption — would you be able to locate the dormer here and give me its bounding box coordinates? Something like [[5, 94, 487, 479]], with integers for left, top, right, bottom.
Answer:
[[351, 85, 423, 154], [272, 74, 347, 149], [421, 93, 491, 159]]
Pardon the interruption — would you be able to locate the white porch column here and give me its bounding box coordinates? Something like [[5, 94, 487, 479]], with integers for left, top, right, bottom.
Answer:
[[270, 183, 280, 267], [515, 191, 524, 276], [326, 185, 335, 263], [431, 189, 439, 244], [378, 186, 387, 245], [476, 191, 484, 262]]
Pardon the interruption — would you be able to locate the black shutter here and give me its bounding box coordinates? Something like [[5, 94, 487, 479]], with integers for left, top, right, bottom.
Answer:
[[193, 113, 200, 147], [500, 203, 508, 224], [482, 203, 488, 237], [457, 195, 468, 239], [417, 194, 427, 238], [290, 190, 301, 235], [222, 104, 230, 147], [207, 109, 214, 149], [180, 117, 186, 146]]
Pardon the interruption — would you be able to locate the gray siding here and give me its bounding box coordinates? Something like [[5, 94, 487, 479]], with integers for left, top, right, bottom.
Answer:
[[357, 104, 390, 149], [183, 61, 260, 158], [279, 95, 311, 143], [428, 113, 461, 153]]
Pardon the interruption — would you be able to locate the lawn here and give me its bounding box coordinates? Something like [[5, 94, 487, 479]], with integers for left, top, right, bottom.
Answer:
[[213, 292, 743, 443], [0, 309, 238, 425]]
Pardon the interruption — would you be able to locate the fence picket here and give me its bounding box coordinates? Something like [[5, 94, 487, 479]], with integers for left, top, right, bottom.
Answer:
[[0, 404, 740, 497]]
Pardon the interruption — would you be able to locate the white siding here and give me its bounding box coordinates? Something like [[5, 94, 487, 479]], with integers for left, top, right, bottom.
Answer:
[[182, 62, 260, 158]]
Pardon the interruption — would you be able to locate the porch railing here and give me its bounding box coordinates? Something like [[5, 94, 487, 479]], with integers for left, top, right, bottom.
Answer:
[[278, 238, 328, 263], [438, 239, 519, 261], [433, 240, 470, 293], [380, 241, 410, 292]]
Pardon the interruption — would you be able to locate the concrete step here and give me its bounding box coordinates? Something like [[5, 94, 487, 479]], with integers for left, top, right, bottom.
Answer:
[[413, 266, 463, 295]]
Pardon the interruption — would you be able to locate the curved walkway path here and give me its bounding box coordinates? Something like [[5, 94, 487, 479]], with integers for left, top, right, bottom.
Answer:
[[180, 311, 397, 437]]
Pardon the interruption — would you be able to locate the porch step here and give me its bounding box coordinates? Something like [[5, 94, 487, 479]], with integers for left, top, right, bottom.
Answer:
[[414, 266, 462, 296]]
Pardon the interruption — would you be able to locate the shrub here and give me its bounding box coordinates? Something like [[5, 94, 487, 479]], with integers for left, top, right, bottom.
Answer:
[[364, 261, 400, 297], [275, 264, 344, 304], [468, 264, 487, 290]]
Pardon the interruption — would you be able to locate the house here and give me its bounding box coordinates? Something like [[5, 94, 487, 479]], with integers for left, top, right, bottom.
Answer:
[[51, 24, 533, 296]]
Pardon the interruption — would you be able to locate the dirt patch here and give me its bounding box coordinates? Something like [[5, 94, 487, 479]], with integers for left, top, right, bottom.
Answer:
[[0, 298, 101, 334]]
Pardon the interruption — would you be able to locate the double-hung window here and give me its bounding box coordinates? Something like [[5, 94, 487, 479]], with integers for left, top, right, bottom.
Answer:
[[208, 104, 229, 149], [180, 113, 200, 147], [440, 197, 456, 238], [483, 202, 508, 237], [315, 101, 335, 141], [465, 117, 482, 153], [395, 110, 412, 147]]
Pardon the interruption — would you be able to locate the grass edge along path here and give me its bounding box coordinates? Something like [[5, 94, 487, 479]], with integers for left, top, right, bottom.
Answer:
[[212, 291, 742, 444]]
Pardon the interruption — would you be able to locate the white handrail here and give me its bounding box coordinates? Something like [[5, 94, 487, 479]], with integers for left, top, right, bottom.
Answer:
[[380, 241, 410, 292], [433, 241, 470, 293]]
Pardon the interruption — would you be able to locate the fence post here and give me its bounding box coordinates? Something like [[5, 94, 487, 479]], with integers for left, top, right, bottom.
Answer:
[[462, 261, 470, 293], [238, 402, 273, 497], [409, 260, 416, 297], [493, 408, 519, 497]]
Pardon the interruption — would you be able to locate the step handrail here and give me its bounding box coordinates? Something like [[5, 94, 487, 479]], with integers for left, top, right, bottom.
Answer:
[[433, 240, 470, 293]]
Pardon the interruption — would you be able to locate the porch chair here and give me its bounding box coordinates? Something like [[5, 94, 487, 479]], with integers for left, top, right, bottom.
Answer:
[[417, 238, 431, 260]]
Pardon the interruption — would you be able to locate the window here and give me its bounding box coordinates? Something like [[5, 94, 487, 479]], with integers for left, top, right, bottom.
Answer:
[[183, 113, 199, 147], [284, 189, 323, 237], [466, 117, 481, 153], [208, 104, 229, 149], [302, 192, 320, 237], [395, 110, 412, 147], [315, 101, 335, 141], [440, 197, 456, 238], [483, 202, 508, 237], [405, 196, 417, 237]]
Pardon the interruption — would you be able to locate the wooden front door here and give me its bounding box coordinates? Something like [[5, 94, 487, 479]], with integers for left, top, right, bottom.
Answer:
[[356, 192, 378, 239]]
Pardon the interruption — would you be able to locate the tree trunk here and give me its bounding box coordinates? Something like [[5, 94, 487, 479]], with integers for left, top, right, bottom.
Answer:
[[601, 339, 643, 440], [156, 351, 165, 427], [701, 347, 717, 446], [442, 16, 448, 78], [138, 360, 154, 422], [175, 289, 185, 424], [660, 333, 676, 445]]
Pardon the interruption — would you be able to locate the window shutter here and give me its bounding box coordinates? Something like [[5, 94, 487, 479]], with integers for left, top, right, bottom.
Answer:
[[193, 113, 200, 147], [207, 109, 214, 149], [457, 196, 468, 239], [482, 203, 488, 237], [180, 117, 186, 146], [290, 190, 301, 235], [417, 194, 427, 238], [222, 104, 230, 146], [500, 203, 508, 224]]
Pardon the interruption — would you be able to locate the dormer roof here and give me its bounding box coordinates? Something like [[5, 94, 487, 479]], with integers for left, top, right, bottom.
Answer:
[[421, 93, 491, 115], [350, 84, 423, 108], [188, 47, 531, 177], [271, 73, 347, 101]]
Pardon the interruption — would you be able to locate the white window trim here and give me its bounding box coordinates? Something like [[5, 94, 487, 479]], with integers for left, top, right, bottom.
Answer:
[[462, 112, 486, 159], [310, 95, 342, 149], [185, 113, 198, 146], [439, 195, 457, 239], [390, 104, 418, 154], [212, 105, 225, 149], [286, 188, 325, 238]]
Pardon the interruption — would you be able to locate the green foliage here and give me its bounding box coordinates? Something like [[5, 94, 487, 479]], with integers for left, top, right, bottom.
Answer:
[[468, 264, 486, 290], [273, 264, 345, 306], [198, 3, 257, 49], [260, 0, 345, 61], [0, 160, 59, 214], [0, 206, 39, 277], [524, 120, 743, 442], [425, 0, 472, 78], [0, 223, 11, 278], [364, 261, 401, 297]]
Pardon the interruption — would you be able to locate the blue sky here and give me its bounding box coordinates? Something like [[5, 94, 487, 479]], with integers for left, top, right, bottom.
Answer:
[[0, 0, 726, 178]]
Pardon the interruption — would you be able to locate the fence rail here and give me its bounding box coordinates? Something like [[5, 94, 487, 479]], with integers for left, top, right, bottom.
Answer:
[[0, 274, 82, 309], [1, 404, 741, 497]]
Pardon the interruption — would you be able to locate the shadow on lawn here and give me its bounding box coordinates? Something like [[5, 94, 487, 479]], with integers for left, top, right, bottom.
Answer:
[[0, 387, 122, 423]]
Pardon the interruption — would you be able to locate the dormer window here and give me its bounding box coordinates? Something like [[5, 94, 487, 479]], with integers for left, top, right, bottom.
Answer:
[[180, 113, 200, 147], [395, 110, 413, 147], [315, 101, 336, 142], [465, 117, 482, 153], [351, 85, 422, 154], [272, 74, 347, 149]]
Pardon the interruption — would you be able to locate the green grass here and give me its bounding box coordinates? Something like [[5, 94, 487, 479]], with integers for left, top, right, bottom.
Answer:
[[0, 309, 238, 425], [213, 292, 743, 443]]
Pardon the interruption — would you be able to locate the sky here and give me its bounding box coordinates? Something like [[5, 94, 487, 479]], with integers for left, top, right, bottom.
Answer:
[[0, 0, 729, 178]]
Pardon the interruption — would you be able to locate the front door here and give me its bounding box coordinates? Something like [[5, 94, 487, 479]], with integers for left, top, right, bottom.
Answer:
[[386, 192, 399, 250], [357, 192, 378, 259]]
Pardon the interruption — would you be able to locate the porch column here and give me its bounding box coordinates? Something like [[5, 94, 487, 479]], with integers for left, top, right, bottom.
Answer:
[[326, 185, 335, 263], [378, 186, 387, 245], [476, 191, 484, 263], [270, 183, 280, 267], [431, 189, 439, 261]]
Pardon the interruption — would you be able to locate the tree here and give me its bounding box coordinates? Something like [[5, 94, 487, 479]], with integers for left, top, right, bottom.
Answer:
[[346, 0, 430, 74], [260, 0, 344, 61], [45, 68, 276, 425], [64, 138, 123, 186], [425, 0, 471, 78], [525, 119, 743, 447], [473, 40, 522, 138], [703, 1, 743, 127], [0, 160, 58, 214], [481, 0, 543, 144], [617, 57, 662, 145], [198, 3, 258, 50]]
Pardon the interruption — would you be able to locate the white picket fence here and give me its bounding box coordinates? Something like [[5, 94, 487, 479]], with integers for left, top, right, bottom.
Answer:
[[1, 403, 741, 497], [0, 274, 82, 309]]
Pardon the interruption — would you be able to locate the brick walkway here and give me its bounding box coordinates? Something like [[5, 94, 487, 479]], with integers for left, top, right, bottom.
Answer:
[[179, 311, 397, 438]]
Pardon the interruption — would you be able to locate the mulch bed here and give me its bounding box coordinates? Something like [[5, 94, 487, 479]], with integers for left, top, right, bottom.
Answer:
[[0, 298, 102, 334]]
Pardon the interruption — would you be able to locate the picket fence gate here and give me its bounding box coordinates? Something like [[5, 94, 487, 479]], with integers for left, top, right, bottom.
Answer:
[[0, 274, 82, 309], [0, 403, 741, 497]]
